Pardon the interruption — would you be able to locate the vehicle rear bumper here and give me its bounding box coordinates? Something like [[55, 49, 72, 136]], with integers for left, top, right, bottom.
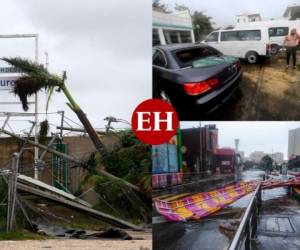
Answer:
[[193, 70, 242, 113]]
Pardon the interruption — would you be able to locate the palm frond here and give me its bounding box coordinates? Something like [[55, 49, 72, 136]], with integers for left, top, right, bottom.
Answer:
[[2, 57, 47, 76], [2, 57, 64, 111]]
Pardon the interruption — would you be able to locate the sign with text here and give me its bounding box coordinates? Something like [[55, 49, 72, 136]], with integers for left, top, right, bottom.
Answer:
[[0, 76, 19, 90], [131, 99, 179, 145], [0, 67, 23, 73]]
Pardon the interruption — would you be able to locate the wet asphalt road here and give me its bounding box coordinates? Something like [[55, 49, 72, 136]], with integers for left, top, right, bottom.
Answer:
[[153, 170, 300, 250]]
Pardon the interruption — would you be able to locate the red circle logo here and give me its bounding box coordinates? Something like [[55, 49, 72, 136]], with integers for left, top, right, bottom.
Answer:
[[131, 99, 179, 145]]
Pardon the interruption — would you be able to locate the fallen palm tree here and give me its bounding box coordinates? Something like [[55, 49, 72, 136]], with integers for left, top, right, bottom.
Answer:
[[2, 57, 141, 192]]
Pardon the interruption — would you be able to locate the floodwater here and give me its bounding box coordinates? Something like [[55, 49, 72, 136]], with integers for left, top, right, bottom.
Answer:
[[153, 170, 298, 250]]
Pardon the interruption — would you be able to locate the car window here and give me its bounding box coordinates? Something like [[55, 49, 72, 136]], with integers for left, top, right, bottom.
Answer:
[[269, 27, 289, 37], [221, 31, 239, 41], [174, 47, 222, 68], [205, 32, 219, 42], [238, 30, 261, 41], [153, 49, 167, 67]]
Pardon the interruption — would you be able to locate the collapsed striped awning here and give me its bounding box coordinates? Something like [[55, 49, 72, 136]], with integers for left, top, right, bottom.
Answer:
[[154, 181, 258, 221]]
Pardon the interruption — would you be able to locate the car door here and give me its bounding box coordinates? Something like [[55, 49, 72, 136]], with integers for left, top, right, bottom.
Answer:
[[204, 32, 220, 51], [152, 48, 168, 98]]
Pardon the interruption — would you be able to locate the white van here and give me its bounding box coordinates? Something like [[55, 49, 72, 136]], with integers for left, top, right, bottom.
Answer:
[[236, 20, 300, 55], [203, 28, 270, 64]]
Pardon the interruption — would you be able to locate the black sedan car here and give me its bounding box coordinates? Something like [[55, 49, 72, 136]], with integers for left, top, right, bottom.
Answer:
[[153, 43, 242, 119]]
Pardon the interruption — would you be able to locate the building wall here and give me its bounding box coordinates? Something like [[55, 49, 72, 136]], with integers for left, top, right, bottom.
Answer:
[[0, 135, 121, 192], [288, 127, 300, 158], [153, 10, 195, 45], [249, 151, 266, 163]]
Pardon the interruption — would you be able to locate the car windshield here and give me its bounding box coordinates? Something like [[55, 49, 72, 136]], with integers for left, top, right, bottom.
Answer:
[[174, 47, 222, 68]]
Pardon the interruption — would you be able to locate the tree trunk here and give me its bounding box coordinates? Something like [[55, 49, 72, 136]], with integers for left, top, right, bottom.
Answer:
[[62, 85, 106, 153], [61, 85, 141, 192], [73, 108, 107, 155]]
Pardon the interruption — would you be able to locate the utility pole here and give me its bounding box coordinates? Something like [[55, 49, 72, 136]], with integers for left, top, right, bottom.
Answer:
[[34, 34, 39, 180], [199, 122, 202, 175], [6, 153, 19, 232]]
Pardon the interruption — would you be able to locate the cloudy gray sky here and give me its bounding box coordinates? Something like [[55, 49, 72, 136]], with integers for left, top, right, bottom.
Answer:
[[0, 0, 151, 132], [163, 0, 300, 28], [181, 122, 300, 159]]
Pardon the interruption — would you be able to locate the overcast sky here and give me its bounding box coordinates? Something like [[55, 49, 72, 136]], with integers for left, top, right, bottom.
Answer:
[[163, 0, 300, 28], [0, 0, 151, 132], [181, 122, 300, 159]]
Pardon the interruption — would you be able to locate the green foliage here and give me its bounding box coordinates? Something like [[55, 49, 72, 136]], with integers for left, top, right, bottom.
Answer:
[[290, 12, 300, 21], [38, 120, 49, 144], [152, 0, 171, 13], [259, 155, 273, 172], [0, 231, 49, 241], [2, 57, 63, 111], [192, 11, 214, 41], [88, 130, 151, 222], [174, 3, 190, 12]]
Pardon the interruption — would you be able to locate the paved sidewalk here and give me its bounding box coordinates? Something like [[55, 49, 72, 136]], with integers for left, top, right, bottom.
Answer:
[[0, 239, 152, 250]]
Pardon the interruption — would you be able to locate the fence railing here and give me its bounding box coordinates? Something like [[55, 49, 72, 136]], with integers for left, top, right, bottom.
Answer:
[[228, 183, 262, 250]]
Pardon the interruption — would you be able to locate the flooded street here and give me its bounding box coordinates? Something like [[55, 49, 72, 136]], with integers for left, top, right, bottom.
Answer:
[[153, 170, 300, 250]]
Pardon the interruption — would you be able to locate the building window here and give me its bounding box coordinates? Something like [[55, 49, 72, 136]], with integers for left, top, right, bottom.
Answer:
[[163, 30, 180, 44], [179, 31, 192, 43], [153, 28, 160, 46]]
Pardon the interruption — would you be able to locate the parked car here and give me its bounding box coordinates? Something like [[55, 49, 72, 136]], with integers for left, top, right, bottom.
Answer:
[[203, 27, 271, 63], [152, 43, 242, 118]]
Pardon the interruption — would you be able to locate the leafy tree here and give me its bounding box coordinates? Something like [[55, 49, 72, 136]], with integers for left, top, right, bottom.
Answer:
[[174, 3, 190, 12], [243, 160, 255, 171], [152, 0, 171, 13], [290, 12, 300, 20], [259, 155, 273, 172], [192, 11, 214, 42], [225, 25, 234, 30]]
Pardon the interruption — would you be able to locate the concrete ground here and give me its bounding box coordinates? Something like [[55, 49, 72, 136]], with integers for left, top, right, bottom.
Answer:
[[0, 238, 152, 250], [255, 191, 300, 250], [183, 53, 300, 120]]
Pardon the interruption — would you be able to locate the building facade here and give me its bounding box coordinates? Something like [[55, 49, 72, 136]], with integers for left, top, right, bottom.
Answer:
[[235, 13, 262, 25], [288, 127, 300, 159], [152, 9, 195, 46], [249, 151, 266, 163]]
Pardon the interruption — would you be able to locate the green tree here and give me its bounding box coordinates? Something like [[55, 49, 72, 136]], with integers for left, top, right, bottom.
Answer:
[[174, 3, 190, 12], [290, 12, 300, 20], [260, 155, 273, 172], [152, 0, 171, 13], [192, 11, 214, 42]]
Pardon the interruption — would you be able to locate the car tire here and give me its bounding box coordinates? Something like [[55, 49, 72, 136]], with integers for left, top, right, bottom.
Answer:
[[270, 44, 280, 55], [245, 51, 258, 64]]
